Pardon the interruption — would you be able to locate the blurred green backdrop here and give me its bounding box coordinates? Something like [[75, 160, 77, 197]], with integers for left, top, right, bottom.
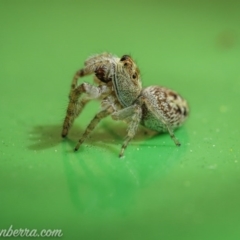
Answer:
[[0, 0, 240, 239]]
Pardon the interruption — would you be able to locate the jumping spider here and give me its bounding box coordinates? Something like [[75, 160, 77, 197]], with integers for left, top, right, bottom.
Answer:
[[62, 53, 189, 157]]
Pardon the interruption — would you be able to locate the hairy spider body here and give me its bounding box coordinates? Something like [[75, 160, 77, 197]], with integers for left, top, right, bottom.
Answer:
[[62, 53, 189, 157]]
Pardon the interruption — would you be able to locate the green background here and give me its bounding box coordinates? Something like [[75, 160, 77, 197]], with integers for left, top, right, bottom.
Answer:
[[1, 0, 240, 239]]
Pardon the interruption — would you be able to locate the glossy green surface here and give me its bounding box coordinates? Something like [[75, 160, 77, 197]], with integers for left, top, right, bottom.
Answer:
[[1, 1, 240, 239]]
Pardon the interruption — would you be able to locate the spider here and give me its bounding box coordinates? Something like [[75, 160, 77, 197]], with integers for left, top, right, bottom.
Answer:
[[62, 53, 189, 157]]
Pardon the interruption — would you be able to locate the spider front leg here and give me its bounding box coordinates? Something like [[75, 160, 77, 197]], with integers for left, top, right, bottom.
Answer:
[[112, 104, 142, 157], [70, 66, 100, 93], [74, 106, 114, 151], [70, 55, 114, 93], [71, 69, 85, 91], [62, 83, 109, 137]]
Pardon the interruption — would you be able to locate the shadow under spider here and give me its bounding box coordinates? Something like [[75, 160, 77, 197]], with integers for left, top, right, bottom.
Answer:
[[27, 122, 157, 151]]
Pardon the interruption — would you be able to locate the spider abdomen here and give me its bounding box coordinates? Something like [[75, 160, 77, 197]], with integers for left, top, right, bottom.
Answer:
[[141, 86, 189, 132]]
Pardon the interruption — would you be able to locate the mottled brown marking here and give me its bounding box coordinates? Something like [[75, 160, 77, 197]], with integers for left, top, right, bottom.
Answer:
[[176, 105, 182, 114], [154, 88, 167, 99], [168, 91, 177, 99], [183, 107, 188, 116]]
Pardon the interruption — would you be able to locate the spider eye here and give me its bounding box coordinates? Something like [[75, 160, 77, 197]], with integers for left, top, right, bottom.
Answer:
[[120, 55, 130, 61], [132, 74, 137, 79]]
